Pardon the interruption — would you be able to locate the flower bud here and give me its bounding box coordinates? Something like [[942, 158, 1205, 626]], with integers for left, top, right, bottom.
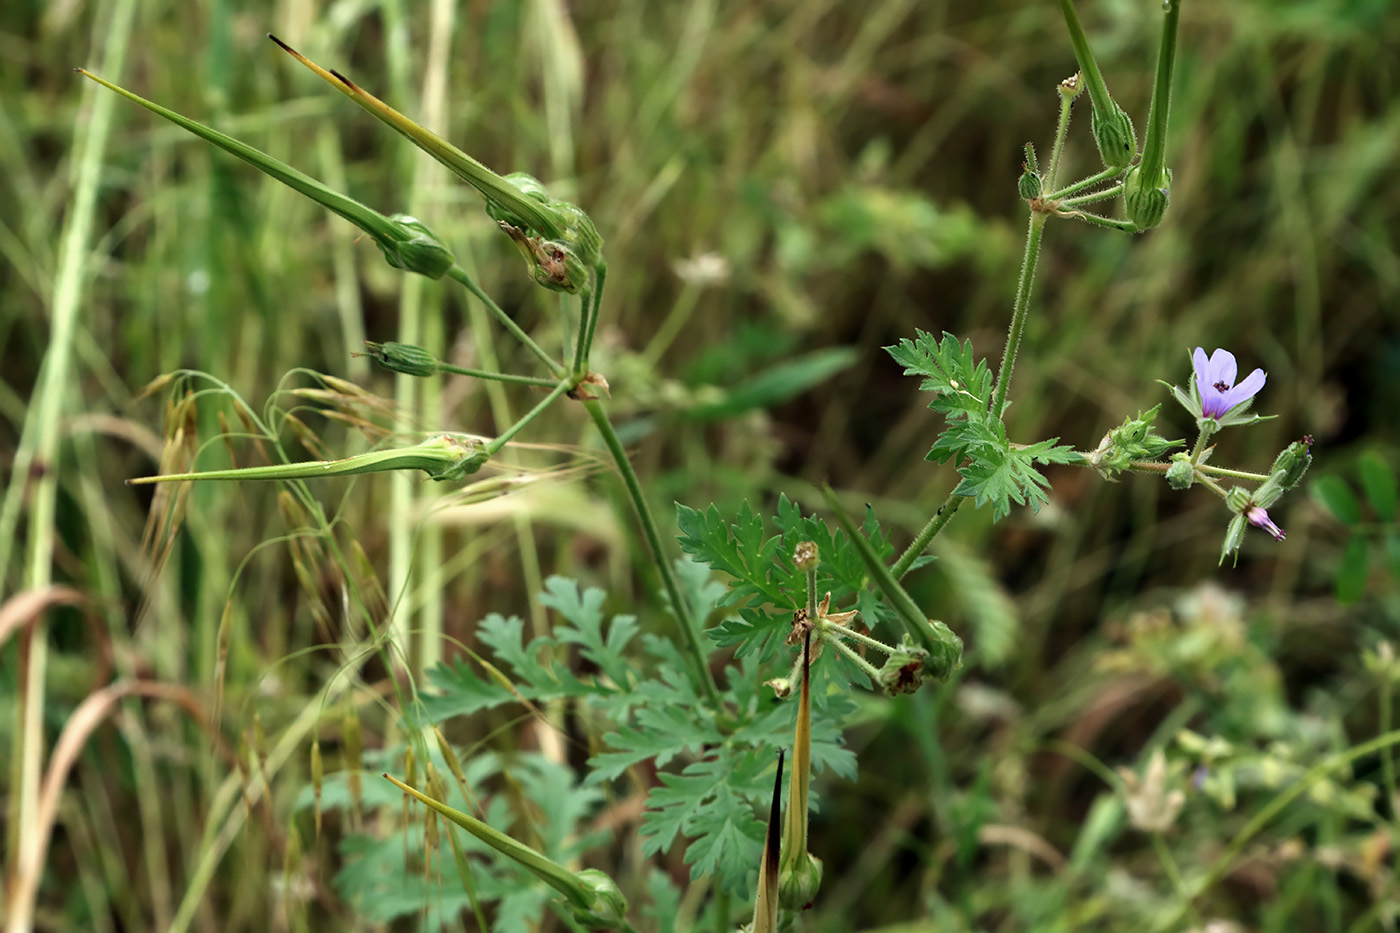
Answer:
[[1058, 73, 1084, 100], [365, 341, 440, 377], [1270, 437, 1313, 491], [1224, 486, 1252, 514], [1091, 100, 1137, 170], [1165, 453, 1195, 490], [793, 541, 819, 572], [571, 869, 628, 929], [1018, 164, 1042, 201], [379, 214, 455, 279], [1124, 164, 1172, 231], [765, 677, 794, 699], [778, 851, 823, 911]]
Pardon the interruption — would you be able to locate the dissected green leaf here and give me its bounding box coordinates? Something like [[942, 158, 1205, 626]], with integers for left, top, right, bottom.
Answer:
[[953, 428, 1081, 521], [639, 750, 769, 895], [417, 580, 641, 723], [676, 495, 897, 659], [885, 330, 994, 423]]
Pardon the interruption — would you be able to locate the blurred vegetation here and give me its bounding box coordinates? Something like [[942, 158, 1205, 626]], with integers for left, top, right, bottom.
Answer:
[[1, 0, 1398, 930]]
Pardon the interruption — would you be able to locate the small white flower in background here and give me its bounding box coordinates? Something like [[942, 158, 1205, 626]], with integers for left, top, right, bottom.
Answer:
[[673, 252, 730, 287], [1118, 748, 1185, 833], [1188, 922, 1244, 933]]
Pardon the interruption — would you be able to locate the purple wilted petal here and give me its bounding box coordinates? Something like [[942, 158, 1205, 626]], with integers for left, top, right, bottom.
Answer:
[[1193, 347, 1266, 419], [1245, 505, 1285, 541]]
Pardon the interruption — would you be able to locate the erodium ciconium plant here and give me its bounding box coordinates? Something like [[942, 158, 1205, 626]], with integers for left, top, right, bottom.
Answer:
[[45, 1, 1325, 930]]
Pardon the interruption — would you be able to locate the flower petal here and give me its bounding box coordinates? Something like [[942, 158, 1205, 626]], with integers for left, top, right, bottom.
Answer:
[[1192, 347, 1211, 383], [1233, 367, 1266, 401], [1207, 348, 1238, 388]]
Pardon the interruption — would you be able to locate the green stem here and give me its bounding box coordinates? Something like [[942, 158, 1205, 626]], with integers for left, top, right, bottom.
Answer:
[[1198, 464, 1267, 482], [891, 492, 964, 580], [582, 400, 720, 705], [825, 622, 898, 658], [435, 363, 559, 388], [570, 284, 593, 377], [1139, 0, 1182, 185], [1122, 461, 1268, 483], [582, 260, 607, 369], [1189, 420, 1218, 464], [1043, 88, 1078, 192], [1062, 210, 1138, 232], [1060, 184, 1124, 207], [446, 265, 564, 377], [1047, 166, 1121, 200], [989, 211, 1048, 422], [805, 566, 818, 621], [483, 380, 573, 456], [1056, 0, 1115, 117], [826, 636, 884, 683]]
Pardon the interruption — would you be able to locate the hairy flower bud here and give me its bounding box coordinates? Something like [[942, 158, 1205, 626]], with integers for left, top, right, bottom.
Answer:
[[1018, 165, 1042, 201], [1270, 437, 1313, 491], [793, 541, 819, 572], [1091, 100, 1137, 170], [1225, 486, 1252, 514], [1165, 453, 1195, 490], [1124, 165, 1172, 231]]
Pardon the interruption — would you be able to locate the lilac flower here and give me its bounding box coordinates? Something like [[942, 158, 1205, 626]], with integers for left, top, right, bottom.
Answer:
[[1193, 348, 1266, 419], [1245, 504, 1285, 542]]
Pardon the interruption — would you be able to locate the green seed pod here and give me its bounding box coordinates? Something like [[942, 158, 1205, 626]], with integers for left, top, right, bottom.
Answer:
[[778, 851, 824, 911], [572, 869, 628, 929], [1165, 453, 1195, 490], [380, 214, 455, 279], [1124, 164, 1172, 231], [365, 341, 440, 377], [550, 201, 604, 267], [484, 172, 553, 227], [1091, 99, 1137, 170], [501, 171, 552, 203]]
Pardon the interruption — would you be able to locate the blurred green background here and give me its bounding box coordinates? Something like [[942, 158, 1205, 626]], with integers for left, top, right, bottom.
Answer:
[[2, 0, 1398, 930]]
